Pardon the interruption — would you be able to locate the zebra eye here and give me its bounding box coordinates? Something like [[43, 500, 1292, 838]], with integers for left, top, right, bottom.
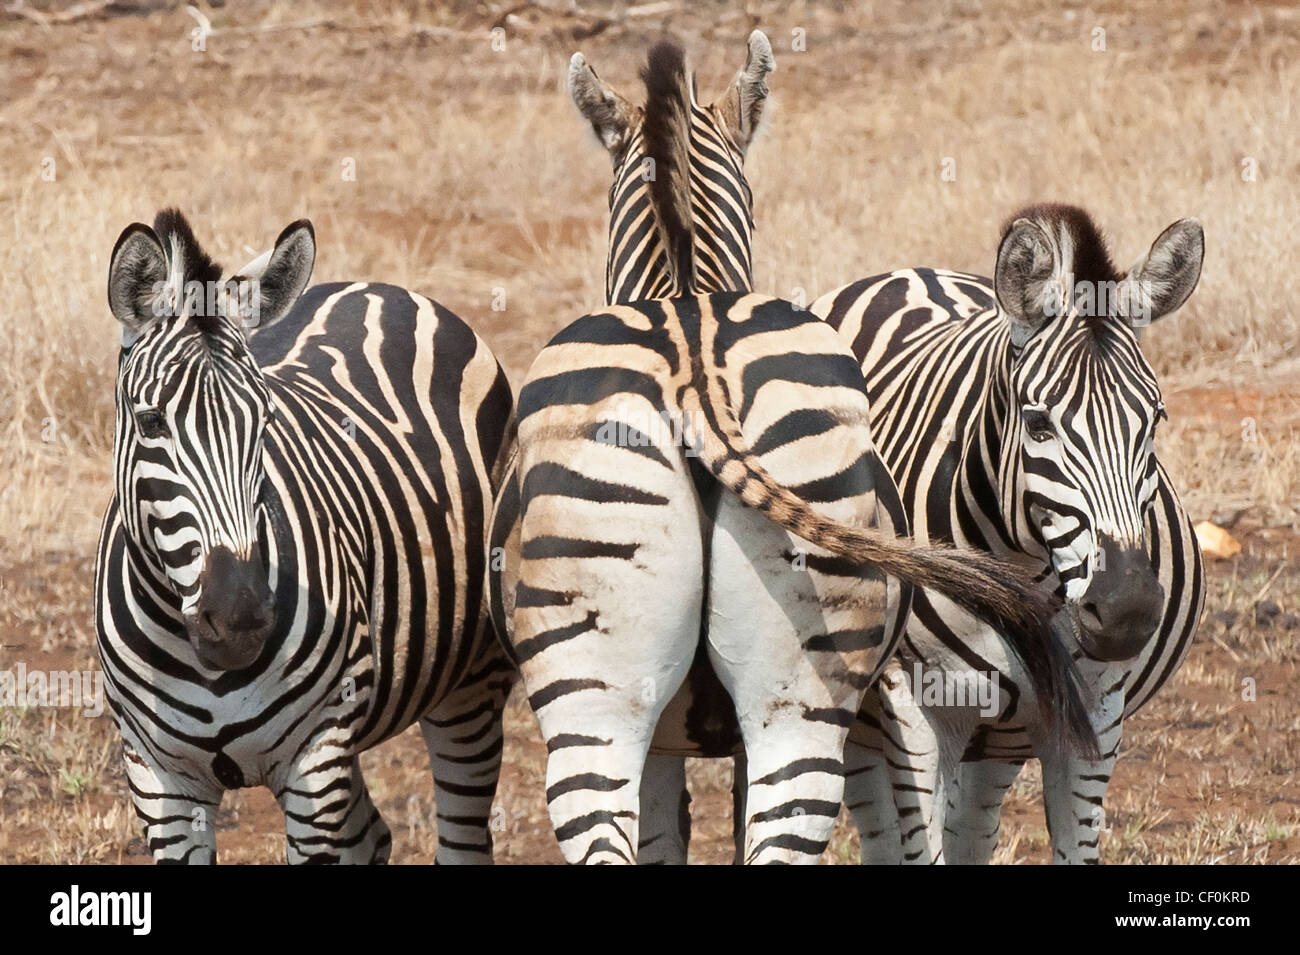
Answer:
[[1022, 408, 1054, 443], [1155, 405, 1169, 427], [135, 408, 168, 440]]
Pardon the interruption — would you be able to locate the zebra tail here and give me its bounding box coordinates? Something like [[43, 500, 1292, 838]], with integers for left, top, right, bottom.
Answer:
[[682, 385, 1102, 760], [1045, 614, 1103, 761]]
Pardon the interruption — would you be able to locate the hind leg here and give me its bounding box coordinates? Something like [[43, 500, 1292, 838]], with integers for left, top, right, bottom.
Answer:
[[707, 497, 893, 864], [419, 647, 515, 864], [637, 754, 691, 864], [512, 396, 705, 864], [516, 549, 700, 863], [641, 650, 748, 864], [708, 425, 898, 859], [535, 692, 688, 864], [521, 575, 698, 864]]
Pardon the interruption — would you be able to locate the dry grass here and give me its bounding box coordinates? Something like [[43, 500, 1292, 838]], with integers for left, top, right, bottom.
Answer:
[[0, 0, 1295, 863]]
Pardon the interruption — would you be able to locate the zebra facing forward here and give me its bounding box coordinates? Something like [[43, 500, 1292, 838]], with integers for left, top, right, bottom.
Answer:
[[813, 204, 1205, 863], [489, 38, 1095, 864], [96, 210, 515, 863]]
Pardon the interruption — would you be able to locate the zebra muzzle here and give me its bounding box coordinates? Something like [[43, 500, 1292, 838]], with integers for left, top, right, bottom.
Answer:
[[1073, 537, 1164, 661], [184, 543, 275, 671]]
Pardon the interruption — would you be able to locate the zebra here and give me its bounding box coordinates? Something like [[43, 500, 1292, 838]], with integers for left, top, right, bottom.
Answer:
[[95, 209, 516, 863], [487, 37, 1095, 864], [811, 203, 1206, 863]]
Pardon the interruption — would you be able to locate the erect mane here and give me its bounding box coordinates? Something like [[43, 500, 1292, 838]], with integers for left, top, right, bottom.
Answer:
[[640, 40, 696, 292], [152, 208, 224, 333], [1000, 202, 1121, 289]]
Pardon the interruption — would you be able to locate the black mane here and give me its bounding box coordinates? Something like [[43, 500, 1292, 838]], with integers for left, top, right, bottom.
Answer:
[[640, 40, 695, 291], [152, 208, 224, 333], [1001, 202, 1121, 288]]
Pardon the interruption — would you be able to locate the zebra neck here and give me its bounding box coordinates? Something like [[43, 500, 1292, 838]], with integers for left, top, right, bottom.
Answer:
[[950, 334, 1023, 562]]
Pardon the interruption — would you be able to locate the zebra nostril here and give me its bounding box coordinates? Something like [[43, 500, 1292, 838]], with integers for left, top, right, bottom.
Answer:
[[1078, 600, 1103, 629], [229, 590, 267, 631]]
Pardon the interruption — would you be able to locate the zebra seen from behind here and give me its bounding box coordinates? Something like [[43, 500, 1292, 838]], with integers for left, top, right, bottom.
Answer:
[[96, 210, 516, 863], [812, 204, 1206, 863], [488, 37, 1096, 864]]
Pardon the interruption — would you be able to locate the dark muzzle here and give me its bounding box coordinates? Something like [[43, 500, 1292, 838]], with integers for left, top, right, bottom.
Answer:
[[1074, 536, 1164, 661], [185, 543, 275, 670]]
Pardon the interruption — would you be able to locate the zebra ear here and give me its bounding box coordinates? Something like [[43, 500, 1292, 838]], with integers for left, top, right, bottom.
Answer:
[[108, 223, 170, 348], [229, 220, 315, 332], [569, 52, 638, 158], [717, 30, 775, 156], [1118, 218, 1204, 330], [995, 218, 1067, 348]]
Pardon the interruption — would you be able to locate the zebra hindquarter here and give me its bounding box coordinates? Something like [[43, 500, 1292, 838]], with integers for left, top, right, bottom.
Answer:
[[512, 391, 707, 865]]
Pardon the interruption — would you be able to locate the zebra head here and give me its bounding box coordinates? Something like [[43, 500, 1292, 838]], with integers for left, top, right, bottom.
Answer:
[[107, 210, 315, 670], [992, 204, 1203, 661], [568, 31, 774, 303]]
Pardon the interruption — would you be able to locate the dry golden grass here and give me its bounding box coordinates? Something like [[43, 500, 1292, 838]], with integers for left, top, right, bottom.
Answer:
[[0, 0, 1295, 863]]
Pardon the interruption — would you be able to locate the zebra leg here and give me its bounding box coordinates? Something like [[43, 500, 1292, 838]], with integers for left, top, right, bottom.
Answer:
[[879, 667, 952, 865], [637, 752, 747, 866], [122, 742, 221, 864], [518, 563, 699, 863], [706, 503, 888, 864], [515, 526, 701, 864], [942, 758, 1024, 864], [1038, 700, 1124, 864], [842, 705, 904, 864], [844, 738, 904, 864], [538, 718, 673, 865], [274, 746, 391, 864], [729, 710, 849, 863], [839, 660, 950, 864], [513, 391, 706, 864], [637, 754, 691, 865], [418, 667, 512, 864]]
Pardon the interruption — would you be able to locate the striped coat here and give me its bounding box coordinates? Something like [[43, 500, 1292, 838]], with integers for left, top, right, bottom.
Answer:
[[813, 205, 1206, 863], [96, 211, 515, 863]]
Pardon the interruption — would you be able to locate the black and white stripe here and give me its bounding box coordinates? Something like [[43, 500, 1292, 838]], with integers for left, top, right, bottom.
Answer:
[[813, 204, 1206, 863], [95, 210, 516, 863]]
